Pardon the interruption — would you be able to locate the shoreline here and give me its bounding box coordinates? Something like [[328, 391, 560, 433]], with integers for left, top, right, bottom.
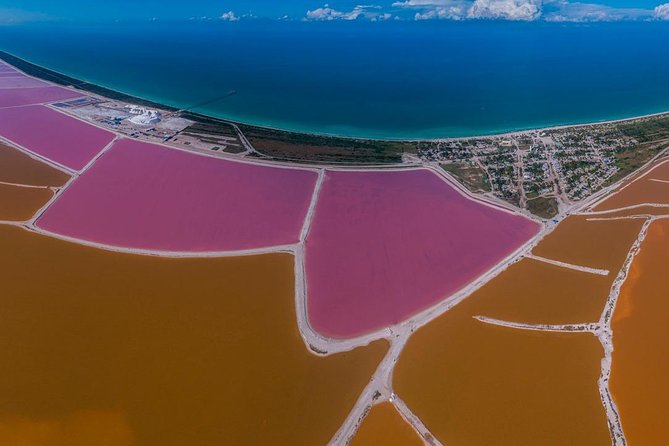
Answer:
[[2, 50, 669, 143]]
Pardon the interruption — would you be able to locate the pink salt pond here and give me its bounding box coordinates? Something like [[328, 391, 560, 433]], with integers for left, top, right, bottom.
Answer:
[[305, 169, 540, 338], [0, 105, 114, 170], [0, 76, 49, 89], [0, 86, 81, 109], [38, 140, 318, 252]]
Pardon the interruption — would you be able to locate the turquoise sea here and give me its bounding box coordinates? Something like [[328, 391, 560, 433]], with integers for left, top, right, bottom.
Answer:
[[1, 21, 669, 139]]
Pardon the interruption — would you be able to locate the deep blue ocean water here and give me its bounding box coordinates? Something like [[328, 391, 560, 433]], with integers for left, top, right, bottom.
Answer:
[[1, 21, 669, 139]]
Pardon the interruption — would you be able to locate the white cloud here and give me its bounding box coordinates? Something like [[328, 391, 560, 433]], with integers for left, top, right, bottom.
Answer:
[[220, 11, 239, 21], [393, 0, 460, 5], [467, 0, 542, 21], [305, 0, 661, 23], [305, 4, 384, 20], [414, 7, 466, 19], [392, 0, 469, 20], [543, 1, 653, 22], [374, 12, 395, 20], [393, 0, 541, 20], [655, 3, 669, 20]]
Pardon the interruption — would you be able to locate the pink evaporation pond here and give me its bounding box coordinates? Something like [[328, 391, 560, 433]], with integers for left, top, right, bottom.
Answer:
[[0, 105, 114, 170], [0, 86, 81, 108], [305, 170, 540, 338], [0, 76, 49, 89], [38, 139, 319, 252]]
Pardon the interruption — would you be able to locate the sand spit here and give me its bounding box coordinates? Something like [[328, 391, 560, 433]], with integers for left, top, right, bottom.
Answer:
[[580, 204, 669, 219], [0, 226, 388, 445], [525, 253, 609, 275], [474, 316, 599, 333]]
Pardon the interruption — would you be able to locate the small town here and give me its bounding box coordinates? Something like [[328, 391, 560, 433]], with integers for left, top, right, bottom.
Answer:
[[417, 117, 669, 218]]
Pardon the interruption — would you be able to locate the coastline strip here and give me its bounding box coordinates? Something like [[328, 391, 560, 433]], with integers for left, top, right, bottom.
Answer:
[[0, 50, 668, 144]]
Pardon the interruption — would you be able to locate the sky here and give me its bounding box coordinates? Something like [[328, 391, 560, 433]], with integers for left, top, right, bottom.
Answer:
[[1, 0, 669, 23]]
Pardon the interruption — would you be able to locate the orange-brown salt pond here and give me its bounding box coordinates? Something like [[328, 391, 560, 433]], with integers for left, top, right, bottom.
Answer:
[[467, 258, 612, 325], [595, 179, 669, 211], [392, 212, 651, 444], [0, 226, 387, 446], [533, 215, 644, 272], [649, 159, 669, 180], [466, 216, 647, 328], [0, 142, 69, 187], [394, 269, 610, 445], [611, 219, 669, 444], [594, 160, 669, 212], [0, 183, 53, 221], [350, 403, 422, 446], [0, 410, 134, 446]]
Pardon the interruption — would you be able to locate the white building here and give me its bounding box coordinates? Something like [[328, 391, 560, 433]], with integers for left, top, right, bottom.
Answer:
[[125, 105, 161, 125]]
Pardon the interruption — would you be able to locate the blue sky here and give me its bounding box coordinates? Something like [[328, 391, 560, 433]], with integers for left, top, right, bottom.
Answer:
[[1, 0, 669, 23]]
